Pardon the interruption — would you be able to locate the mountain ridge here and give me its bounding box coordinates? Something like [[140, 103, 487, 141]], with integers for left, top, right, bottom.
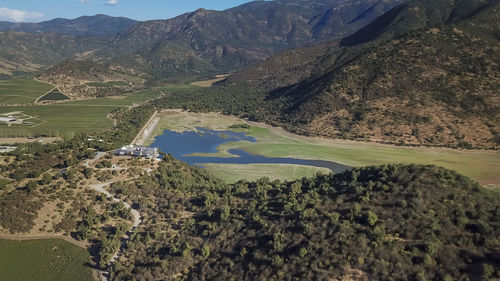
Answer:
[[0, 14, 137, 37], [157, 0, 500, 149], [39, 0, 401, 94]]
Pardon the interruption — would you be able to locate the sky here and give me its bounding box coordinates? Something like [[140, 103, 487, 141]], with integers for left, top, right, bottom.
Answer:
[[0, 0, 254, 22]]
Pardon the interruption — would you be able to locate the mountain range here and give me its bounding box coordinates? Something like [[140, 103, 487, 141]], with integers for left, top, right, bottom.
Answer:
[[0, 0, 498, 149], [0, 0, 402, 94], [158, 0, 500, 149], [0, 14, 137, 37]]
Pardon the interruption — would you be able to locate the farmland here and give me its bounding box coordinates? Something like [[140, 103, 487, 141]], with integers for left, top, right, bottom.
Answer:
[[66, 89, 162, 107], [0, 105, 114, 137], [0, 239, 94, 281], [0, 79, 53, 105], [203, 163, 331, 183], [0, 82, 163, 137]]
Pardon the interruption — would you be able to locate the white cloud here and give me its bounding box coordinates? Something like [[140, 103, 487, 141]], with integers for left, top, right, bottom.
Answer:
[[80, 0, 92, 3], [105, 0, 118, 6], [0, 7, 44, 22]]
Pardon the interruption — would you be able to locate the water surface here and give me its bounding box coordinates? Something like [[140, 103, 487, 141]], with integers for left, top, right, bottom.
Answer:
[[150, 127, 351, 173]]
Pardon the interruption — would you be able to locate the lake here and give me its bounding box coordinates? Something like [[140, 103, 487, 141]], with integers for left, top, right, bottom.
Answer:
[[150, 127, 351, 173]]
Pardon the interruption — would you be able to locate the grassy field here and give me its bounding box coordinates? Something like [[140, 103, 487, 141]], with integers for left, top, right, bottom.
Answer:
[[0, 105, 114, 137], [189, 75, 228, 87], [152, 111, 500, 185], [0, 239, 94, 281], [0, 90, 163, 137], [203, 163, 331, 183], [66, 90, 162, 107], [0, 79, 53, 105], [161, 84, 202, 93]]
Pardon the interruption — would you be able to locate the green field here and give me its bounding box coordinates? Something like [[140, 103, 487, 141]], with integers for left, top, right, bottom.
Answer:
[[38, 90, 70, 102], [0, 105, 114, 137], [161, 84, 202, 93], [153, 111, 500, 185], [203, 163, 331, 183], [66, 90, 162, 107], [0, 90, 163, 137], [0, 79, 53, 105], [0, 239, 94, 281]]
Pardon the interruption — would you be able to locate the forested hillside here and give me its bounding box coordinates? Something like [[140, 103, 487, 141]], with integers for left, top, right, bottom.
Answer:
[[109, 161, 500, 280], [157, 0, 500, 149]]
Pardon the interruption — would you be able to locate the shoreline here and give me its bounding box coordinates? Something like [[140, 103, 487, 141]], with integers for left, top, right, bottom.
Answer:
[[147, 110, 500, 185], [131, 110, 159, 145]]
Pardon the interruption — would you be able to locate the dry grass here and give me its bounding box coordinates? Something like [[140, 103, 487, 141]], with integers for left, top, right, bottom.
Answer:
[[189, 75, 229, 87]]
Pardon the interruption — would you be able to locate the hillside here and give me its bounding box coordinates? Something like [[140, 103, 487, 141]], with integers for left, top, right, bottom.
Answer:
[[0, 32, 107, 76], [159, 0, 500, 149], [38, 60, 142, 99], [40, 0, 401, 90], [110, 162, 500, 280], [0, 99, 498, 281], [0, 15, 137, 37]]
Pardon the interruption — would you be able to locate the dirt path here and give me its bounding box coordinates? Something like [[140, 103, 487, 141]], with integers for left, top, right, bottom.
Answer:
[[88, 181, 142, 281], [0, 233, 87, 248], [0, 137, 61, 144], [131, 110, 159, 145]]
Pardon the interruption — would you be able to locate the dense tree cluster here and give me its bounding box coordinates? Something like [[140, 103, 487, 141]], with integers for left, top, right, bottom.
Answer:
[[109, 158, 500, 281]]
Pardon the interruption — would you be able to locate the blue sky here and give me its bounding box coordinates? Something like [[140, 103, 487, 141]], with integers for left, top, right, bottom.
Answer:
[[0, 0, 254, 22]]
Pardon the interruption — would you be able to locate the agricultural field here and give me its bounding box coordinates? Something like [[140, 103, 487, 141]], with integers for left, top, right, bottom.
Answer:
[[151, 110, 500, 185], [203, 163, 330, 183], [66, 89, 162, 107], [189, 75, 228, 87], [0, 89, 163, 138], [0, 105, 114, 137], [38, 90, 70, 102], [0, 79, 53, 105], [0, 239, 94, 281], [161, 84, 202, 93]]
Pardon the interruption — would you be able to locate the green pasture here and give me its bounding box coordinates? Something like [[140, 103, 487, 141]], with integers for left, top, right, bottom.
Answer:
[[203, 163, 331, 183], [65, 90, 162, 107], [0, 238, 94, 281], [0, 105, 114, 137], [161, 84, 202, 93], [0, 79, 53, 105], [220, 127, 500, 185], [0, 89, 164, 137]]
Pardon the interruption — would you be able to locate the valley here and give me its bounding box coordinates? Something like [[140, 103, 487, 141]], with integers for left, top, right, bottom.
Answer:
[[0, 0, 499, 280]]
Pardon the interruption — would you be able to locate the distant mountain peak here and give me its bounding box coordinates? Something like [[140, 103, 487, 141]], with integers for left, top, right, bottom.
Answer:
[[0, 14, 137, 37]]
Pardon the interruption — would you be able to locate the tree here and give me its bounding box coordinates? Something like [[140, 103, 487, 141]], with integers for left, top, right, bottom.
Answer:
[[41, 173, 52, 185], [201, 245, 211, 258], [298, 247, 308, 258], [26, 180, 37, 193], [365, 210, 378, 227], [82, 168, 94, 179]]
